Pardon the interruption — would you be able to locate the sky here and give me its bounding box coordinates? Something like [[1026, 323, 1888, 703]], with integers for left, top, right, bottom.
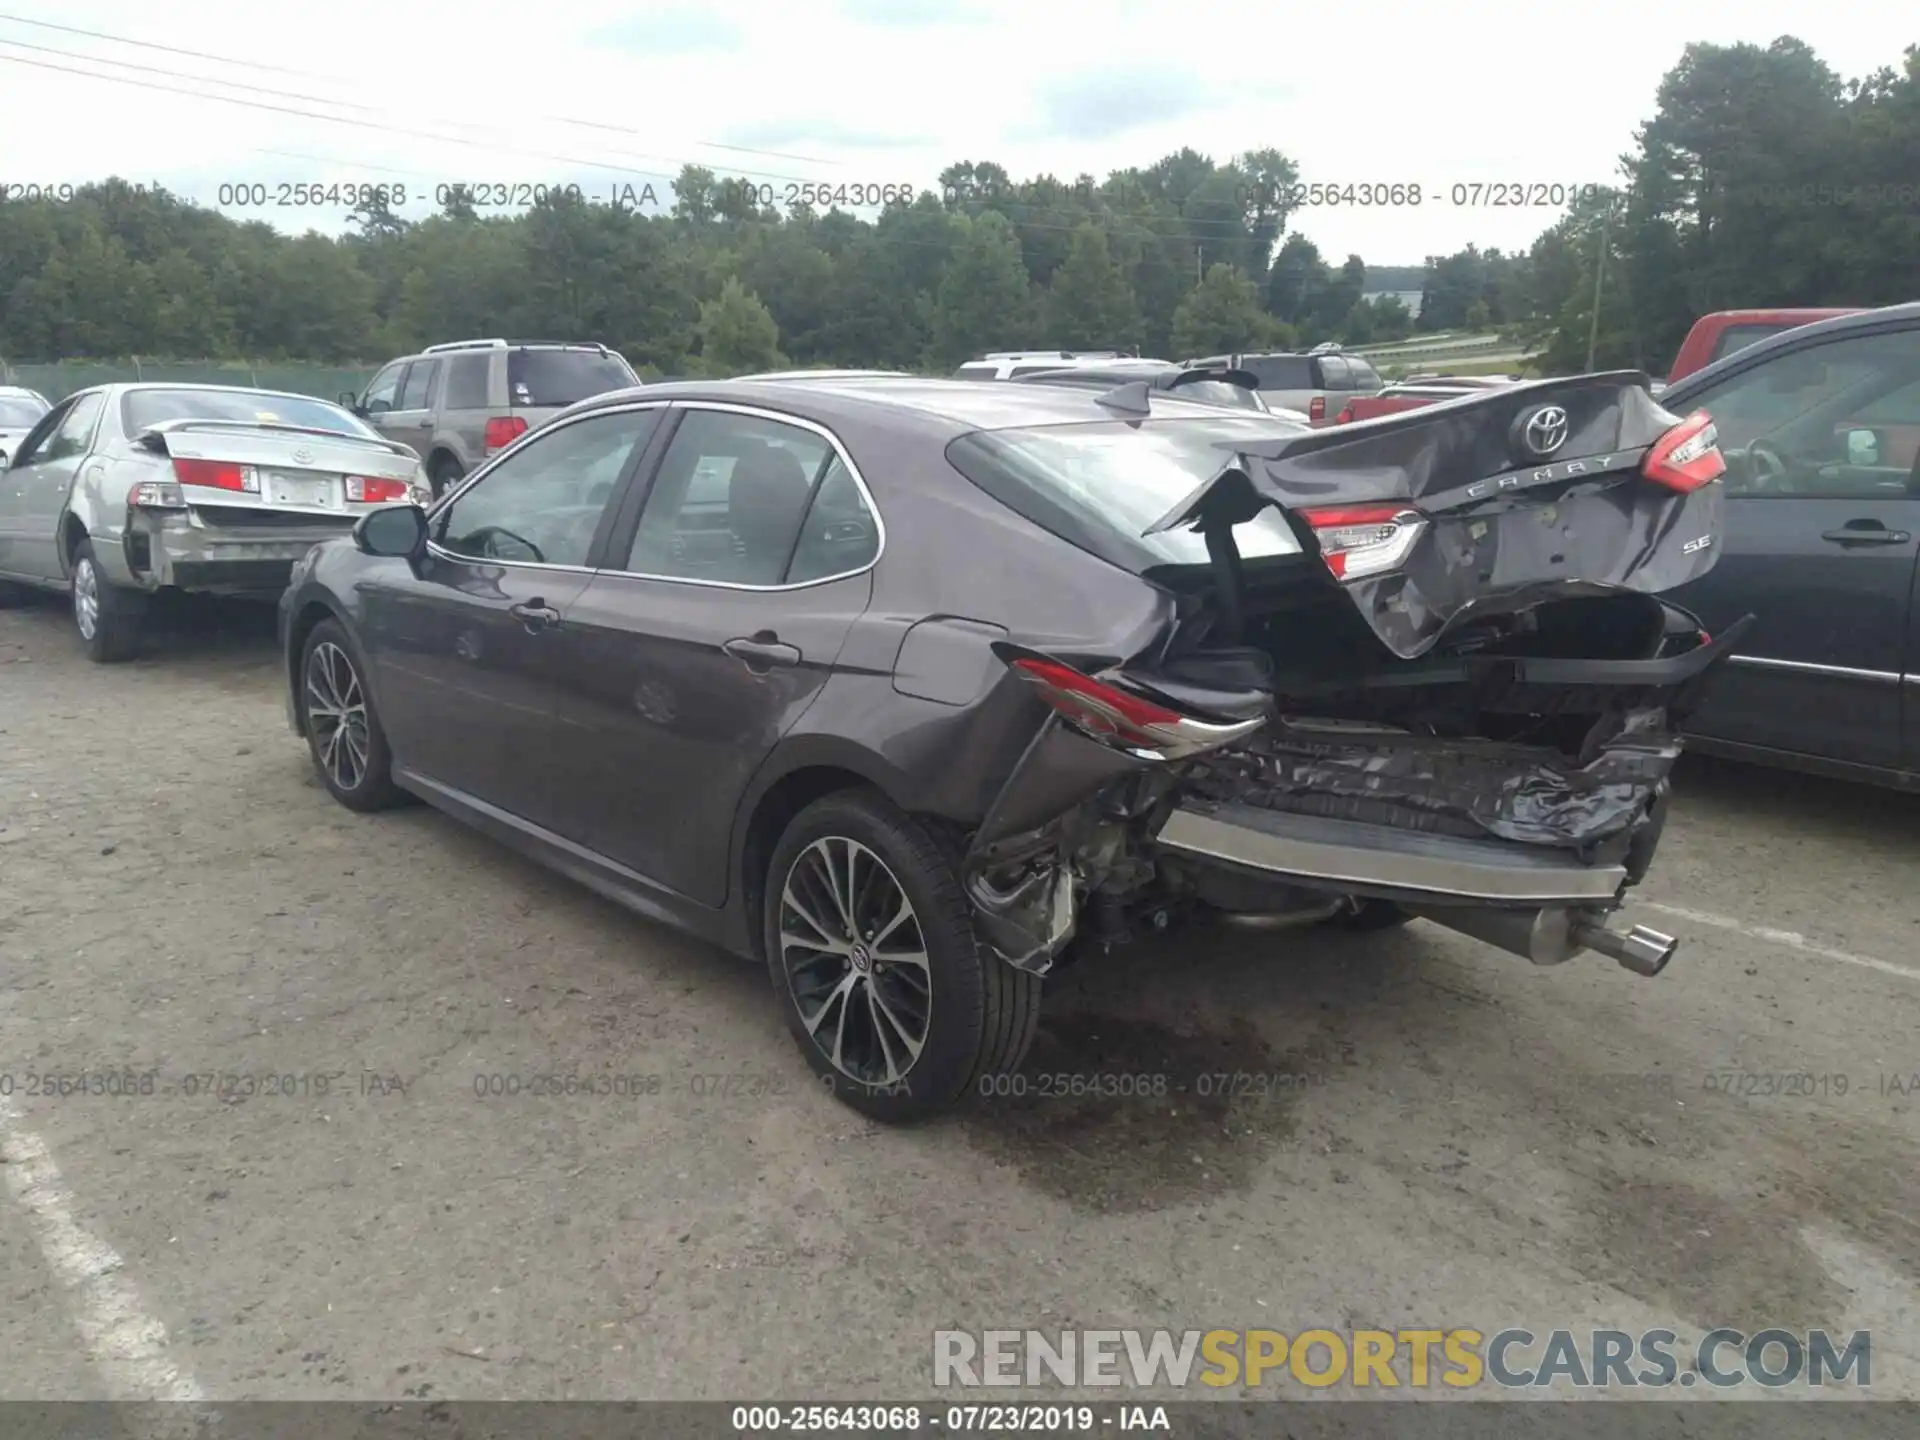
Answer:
[[0, 0, 1908, 268]]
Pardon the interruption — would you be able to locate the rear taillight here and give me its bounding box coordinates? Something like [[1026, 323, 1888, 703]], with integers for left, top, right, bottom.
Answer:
[[1643, 410, 1725, 493], [172, 457, 258, 493], [345, 475, 411, 503], [1309, 396, 1327, 422], [1335, 403, 1354, 424], [1300, 503, 1427, 581], [128, 481, 186, 508], [484, 416, 528, 452], [1000, 651, 1267, 761]]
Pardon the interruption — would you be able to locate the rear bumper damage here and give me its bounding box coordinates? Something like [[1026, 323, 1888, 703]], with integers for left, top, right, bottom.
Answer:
[[958, 637, 1743, 980], [121, 509, 350, 593]]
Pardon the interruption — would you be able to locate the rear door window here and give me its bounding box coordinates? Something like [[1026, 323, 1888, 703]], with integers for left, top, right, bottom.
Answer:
[[1709, 324, 1789, 364], [1315, 356, 1353, 389], [1345, 358, 1382, 390], [508, 349, 637, 407]]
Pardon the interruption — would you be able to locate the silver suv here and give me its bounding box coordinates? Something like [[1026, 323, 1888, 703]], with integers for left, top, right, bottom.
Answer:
[[343, 340, 639, 496], [1184, 345, 1384, 423]]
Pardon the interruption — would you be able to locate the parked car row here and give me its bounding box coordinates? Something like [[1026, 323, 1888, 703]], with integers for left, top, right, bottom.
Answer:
[[11, 305, 1914, 1123]]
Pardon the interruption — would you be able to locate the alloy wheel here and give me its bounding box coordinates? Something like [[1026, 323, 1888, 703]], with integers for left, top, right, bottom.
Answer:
[[779, 836, 932, 1087], [305, 641, 370, 792], [72, 558, 99, 640]]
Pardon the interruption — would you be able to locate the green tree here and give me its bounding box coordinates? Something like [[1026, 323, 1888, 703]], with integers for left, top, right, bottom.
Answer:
[[1171, 263, 1272, 357], [696, 276, 785, 375], [1464, 298, 1491, 330], [931, 211, 1032, 367], [1044, 225, 1143, 351]]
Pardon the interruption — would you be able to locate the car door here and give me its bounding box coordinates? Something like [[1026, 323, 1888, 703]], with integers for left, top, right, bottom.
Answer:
[[541, 404, 882, 903], [1666, 323, 1920, 770], [380, 358, 439, 453], [0, 396, 74, 574], [6, 390, 106, 580], [353, 405, 663, 828]]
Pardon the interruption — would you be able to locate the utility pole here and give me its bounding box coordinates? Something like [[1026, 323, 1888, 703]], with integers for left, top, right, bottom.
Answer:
[[1585, 201, 1613, 373]]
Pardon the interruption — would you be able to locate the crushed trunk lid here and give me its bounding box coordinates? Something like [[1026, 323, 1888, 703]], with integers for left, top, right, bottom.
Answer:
[[1142, 372, 1725, 660]]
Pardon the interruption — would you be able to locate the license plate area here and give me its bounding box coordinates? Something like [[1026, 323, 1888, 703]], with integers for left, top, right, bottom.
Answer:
[[263, 471, 339, 508]]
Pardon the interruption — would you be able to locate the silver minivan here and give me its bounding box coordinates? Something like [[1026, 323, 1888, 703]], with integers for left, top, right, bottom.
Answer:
[[344, 340, 638, 496]]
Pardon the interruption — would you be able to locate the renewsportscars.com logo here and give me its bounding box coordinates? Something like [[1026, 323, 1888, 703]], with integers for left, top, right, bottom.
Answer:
[[933, 1328, 1871, 1390]]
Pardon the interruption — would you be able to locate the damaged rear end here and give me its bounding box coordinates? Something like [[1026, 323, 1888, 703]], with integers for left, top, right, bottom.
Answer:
[[953, 373, 1748, 979]]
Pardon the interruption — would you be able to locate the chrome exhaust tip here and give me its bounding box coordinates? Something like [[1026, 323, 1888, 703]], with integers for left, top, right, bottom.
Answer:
[[1572, 920, 1679, 977]]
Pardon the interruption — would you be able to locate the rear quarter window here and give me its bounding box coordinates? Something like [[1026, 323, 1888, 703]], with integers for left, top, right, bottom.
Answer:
[[1315, 356, 1353, 388], [1244, 356, 1312, 389], [508, 349, 638, 407], [442, 354, 491, 410]]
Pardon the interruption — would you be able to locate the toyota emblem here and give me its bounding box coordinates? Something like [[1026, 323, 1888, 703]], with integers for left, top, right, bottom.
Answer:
[[1516, 406, 1570, 458], [291, 447, 314, 463]]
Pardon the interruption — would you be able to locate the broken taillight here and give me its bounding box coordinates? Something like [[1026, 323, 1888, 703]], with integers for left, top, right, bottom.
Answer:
[[1300, 503, 1427, 581], [1643, 410, 1725, 493], [999, 650, 1267, 762]]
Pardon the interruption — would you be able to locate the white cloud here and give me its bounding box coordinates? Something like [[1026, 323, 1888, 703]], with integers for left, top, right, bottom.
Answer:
[[0, 0, 1908, 259]]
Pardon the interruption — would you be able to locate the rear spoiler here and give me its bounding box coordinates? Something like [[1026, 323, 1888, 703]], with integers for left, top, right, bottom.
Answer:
[[134, 418, 418, 458]]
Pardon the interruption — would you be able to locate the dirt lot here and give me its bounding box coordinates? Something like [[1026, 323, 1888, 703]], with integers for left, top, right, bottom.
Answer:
[[2, 593, 1918, 1410]]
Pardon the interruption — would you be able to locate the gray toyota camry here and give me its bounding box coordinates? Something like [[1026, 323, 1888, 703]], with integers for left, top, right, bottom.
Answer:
[[278, 373, 1746, 1121]]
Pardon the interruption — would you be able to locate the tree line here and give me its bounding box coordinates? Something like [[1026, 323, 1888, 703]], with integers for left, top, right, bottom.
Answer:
[[0, 36, 1913, 379]]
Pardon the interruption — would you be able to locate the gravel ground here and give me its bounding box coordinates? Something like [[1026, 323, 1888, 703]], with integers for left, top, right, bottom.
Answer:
[[2, 592, 1917, 1413]]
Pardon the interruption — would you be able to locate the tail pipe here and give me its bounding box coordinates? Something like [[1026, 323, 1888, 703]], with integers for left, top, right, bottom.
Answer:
[[1404, 903, 1678, 978]]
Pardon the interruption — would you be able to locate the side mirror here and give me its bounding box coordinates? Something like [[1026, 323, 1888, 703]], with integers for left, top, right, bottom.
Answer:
[[353, 503, 428, 559], [1845, 428, 1883, 466], [338, 391, 358, 409]]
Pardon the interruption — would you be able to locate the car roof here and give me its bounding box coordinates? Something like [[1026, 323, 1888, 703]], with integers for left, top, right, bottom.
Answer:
[[1667, 300, 1920, 396], [569, 374, 1301, 433], [83, 382, 358, 406]]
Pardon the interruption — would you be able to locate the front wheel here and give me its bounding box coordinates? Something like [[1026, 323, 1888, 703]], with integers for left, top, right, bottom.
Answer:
[[70, 539, 145, 663], [429, 455, 465, 499], [765, 792, 1041, 1123], [299, 619, 404, 811]]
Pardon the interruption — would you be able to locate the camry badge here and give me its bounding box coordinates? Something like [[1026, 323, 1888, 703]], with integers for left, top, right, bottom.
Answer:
[[1516, 405, 1570, 459]]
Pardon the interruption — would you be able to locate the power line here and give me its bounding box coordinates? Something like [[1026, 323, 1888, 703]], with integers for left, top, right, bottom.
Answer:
[[0, 17, 1279, 240], [0, 11, 840, 166]]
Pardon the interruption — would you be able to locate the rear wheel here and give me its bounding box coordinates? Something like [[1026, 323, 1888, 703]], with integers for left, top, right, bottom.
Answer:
[[299, 619, 404, 811], [428, 454, 465, 499], [70, 540, 146, 663], [765, 792, 1041, 1123]]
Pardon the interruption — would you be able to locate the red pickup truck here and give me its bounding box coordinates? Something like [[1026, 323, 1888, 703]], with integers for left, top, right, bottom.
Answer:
[[1665, 308, 1861, 382], [1332, 375, 1517, 424]]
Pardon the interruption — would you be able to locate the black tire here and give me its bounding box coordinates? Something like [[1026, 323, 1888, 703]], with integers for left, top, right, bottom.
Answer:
[[428, 454, 465, 499], [69, 539, 146, 663], [764, 791, 1042, 1123], [1330, 897, 1415, 932], [298, 618, 405, 812]]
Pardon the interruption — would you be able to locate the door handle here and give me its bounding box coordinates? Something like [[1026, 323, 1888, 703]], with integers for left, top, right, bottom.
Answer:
[[508, 600, 561, 631], [416, 419, 433, 429], [1821, 523, 1911, 546], [723, 635, 801, 670]]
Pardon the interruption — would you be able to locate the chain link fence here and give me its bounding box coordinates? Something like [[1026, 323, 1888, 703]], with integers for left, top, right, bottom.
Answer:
[[0, 359, 380, 404]]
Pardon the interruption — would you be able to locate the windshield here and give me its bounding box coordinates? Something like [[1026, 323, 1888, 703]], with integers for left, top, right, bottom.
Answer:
[[122, 389, 377, 436], [946, 418, 1305, 572], [507, 348, 636, 406], [0, 396, 48, 427]]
